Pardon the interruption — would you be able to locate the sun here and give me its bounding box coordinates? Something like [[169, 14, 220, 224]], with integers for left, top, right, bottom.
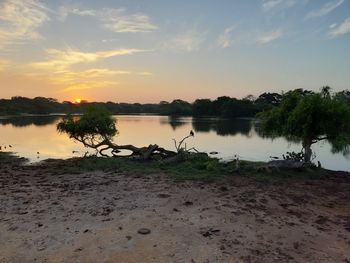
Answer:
[[74, 98, 82, 104]]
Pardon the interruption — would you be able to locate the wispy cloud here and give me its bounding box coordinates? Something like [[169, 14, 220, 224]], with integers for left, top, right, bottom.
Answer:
[[58, 6, 96, 21], [60, 81, 120, 92], [26, 68, 125, 93], [217, 26, 235, 48], [57, 6, 157, 33], [0, 0, 49, 49], [31, 48, 148, 70], [47, 69, 130, 85], [262, 0, 297, 12], [306, 0, 344, 19], [138, 71, 153, 76], [329, 17, 350, 37], [25, 65, 151, 93], [256, 29, 283, 44], [0, 60, 10, 71], [24, 46, 152, 93], [101, 8, 158, 33], [164, 28, 206, 52], [50, 68, 151, 92]]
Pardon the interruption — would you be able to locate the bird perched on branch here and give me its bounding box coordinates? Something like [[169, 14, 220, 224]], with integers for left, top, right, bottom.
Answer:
[[190, 130, 194, 136]]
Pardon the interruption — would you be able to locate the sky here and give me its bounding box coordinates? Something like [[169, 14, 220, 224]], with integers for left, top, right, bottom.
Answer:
[[0, 0, 349, 103]]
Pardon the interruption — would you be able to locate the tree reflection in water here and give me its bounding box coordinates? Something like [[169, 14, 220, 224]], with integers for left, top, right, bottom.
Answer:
[[192, 117, 252, 137], [0, 116, 61, 127], [159, 116, 189, 130]]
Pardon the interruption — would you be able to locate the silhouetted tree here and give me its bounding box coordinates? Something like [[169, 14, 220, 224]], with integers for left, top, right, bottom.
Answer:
[[259, 88, 350, 162], [243, 94, 256, 102], [255, 92, 282, 106], [321, 86, 331, 98], [193, 99, 213, 116], [57, 106, 176, 159]]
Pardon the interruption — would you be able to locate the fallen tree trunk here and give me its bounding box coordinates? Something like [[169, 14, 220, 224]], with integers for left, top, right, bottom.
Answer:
[[57, 108, 199, 161], [89, 138, 177, 160]]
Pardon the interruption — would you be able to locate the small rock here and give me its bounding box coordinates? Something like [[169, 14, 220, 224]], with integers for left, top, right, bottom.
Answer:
[[37, 246, 46, 251], [157, 193, 171, 198], [232, 239, 240, 245], [8, 226, 18, 231], [200, 228, 220, 238], [138, 228, 151, 235], [219, 186, 228, 192], [183, 201, 193, 206], [315, 216, 328, 225], [293, 242, 300, 250]]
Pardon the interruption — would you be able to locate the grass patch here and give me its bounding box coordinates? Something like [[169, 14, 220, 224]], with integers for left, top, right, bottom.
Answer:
[[68, 154, 229, 181], [73, 156, 163, 175], [47, 154, 329, 182], [0, 152, 27, 165], [239, 160, 327, 182], [165, 155, 227, 181]]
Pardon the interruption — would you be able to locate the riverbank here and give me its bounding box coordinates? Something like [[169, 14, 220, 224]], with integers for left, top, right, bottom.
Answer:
[[1, 153, 349, 262]]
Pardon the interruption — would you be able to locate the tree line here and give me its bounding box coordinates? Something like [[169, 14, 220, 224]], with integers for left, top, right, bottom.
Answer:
[[55, 86, 350, 164], [1, 89, 349, 117], [259, 87, 350, 162], [54, 86, 350, 164]]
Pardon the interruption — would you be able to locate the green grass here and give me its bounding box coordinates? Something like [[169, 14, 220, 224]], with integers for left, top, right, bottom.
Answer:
[[60, 154, 328, 182], [238, 159, 327, 182], [164, 155, 227, 180], [64, 154, 230, 181], [0, 152, 27, 165]]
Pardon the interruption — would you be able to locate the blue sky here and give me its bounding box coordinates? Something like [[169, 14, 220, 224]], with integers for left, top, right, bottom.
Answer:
[[0, 0, 349, 102]]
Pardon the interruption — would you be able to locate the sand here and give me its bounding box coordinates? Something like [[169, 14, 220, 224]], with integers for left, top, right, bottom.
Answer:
[[0, 159, 349, 263]]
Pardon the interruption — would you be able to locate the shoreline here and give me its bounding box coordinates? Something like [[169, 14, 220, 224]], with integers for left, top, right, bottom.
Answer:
[[2, 151, 350, 174], [1, 153, 349, 262]]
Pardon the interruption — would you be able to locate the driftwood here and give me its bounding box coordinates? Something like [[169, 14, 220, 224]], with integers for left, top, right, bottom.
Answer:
[[71, 131, 201, 161], [58, 111, 198, 161], [71, 135, 177, 160], [172, 131, 198, 153]]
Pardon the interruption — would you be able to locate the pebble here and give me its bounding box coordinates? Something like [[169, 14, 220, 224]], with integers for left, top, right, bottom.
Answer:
[[138, 228, 151, 235]]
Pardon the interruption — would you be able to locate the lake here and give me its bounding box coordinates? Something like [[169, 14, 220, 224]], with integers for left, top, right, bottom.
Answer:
[[0, 115, 349, 171]]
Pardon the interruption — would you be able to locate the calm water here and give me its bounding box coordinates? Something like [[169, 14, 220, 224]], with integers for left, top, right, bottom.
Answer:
[[0, 115, 349, 171]]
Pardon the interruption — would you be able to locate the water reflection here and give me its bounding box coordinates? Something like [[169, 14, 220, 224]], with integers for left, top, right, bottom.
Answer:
[[0, 115, 348, 171], [159, 116, 188, 130], [0, 115, 61, 127], [253, 121, 301, 143], [192, 118, 252, 136]]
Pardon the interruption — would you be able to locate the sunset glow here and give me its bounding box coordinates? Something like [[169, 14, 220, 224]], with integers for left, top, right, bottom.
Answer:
[[0, 0, 349, 103], [1, 2, 350, 260]]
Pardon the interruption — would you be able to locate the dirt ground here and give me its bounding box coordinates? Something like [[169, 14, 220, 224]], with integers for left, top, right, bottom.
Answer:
[[0, 159, 350, 263]]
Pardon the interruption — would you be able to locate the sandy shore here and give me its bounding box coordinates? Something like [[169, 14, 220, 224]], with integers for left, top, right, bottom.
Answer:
[[0, 159, 349, 263]]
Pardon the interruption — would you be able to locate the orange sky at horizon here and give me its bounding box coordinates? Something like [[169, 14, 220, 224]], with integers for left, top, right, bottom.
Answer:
[[0, 1, 349, 103]]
